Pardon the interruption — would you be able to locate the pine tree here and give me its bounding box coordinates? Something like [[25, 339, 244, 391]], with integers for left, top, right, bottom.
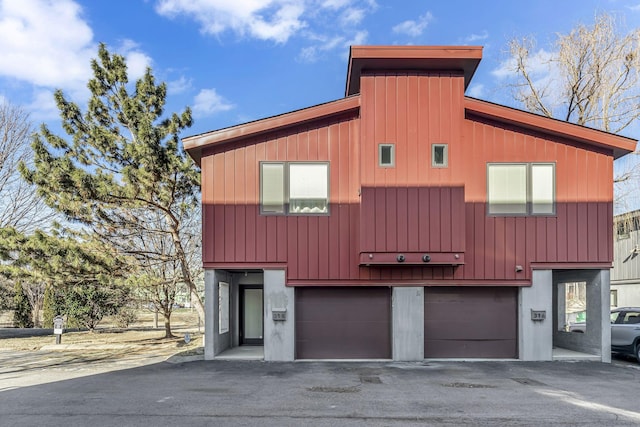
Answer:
[[42, 284, 62, 328], [12, 281, 32, 328], [0, 226, 132, 330], [20, 44, 204, 325]]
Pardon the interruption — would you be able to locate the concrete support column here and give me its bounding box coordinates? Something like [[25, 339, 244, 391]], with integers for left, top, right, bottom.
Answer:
[[519, 270, 553, 361], [598, 269, 612, 363], [263, 269, 295, 361], [204, 269, 216, 360], [392, 287, 424, 361]]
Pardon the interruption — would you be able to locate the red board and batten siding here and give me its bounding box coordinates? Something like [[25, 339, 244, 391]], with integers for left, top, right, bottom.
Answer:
[[359, 72, 464, 188], [460, 115, 614, 281], [201, 113, 363, 281], [359, 186, 465, 257], [200, 74, 617, 284]]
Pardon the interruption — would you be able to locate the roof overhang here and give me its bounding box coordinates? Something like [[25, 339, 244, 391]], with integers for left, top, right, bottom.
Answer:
[[464, 97, 637, 159], [346, 45, 483, 96], [184, 96, 360, 165]]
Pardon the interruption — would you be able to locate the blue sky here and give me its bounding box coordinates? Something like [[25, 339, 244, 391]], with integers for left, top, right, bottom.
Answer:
[[1, 0, 639, 141]]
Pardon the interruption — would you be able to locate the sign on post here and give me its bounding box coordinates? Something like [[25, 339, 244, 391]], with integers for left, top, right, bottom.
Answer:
[[53, 315, 64, 344], [53, 316, 64, 334]]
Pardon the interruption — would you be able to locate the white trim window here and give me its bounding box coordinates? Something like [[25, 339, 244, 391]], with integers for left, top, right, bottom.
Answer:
[[487, 163, 555, 215], [432, 143, 448, 167], [260, 163, 285, 214], [260, 162, 329, 215], [378, 143, 395, 167]]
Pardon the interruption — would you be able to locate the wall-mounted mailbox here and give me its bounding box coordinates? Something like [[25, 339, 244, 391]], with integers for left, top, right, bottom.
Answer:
[[531, 310, 546, 321], [272, 309, 287, 321]]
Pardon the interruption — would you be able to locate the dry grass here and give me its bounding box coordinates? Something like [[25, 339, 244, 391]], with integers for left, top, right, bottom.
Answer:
[[0, 309, 204, 358]]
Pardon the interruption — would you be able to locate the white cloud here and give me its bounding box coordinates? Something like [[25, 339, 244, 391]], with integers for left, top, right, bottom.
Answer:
[[26, 89, 60, 121], [340, 8, 365, 26], [322, 0, 351, 9], [193, 88, 235, 117], [629, 4, 640, 11], [156, 0, 307, 44], [392, 11, 433, 37], [345, 29, 367, 46], [465, 30, 489, 43], [117, 39, 153, 81], [298, 30, 366, 63], [492, 48, 553, 79], [168, 76, 193, 95], [466, 83, 485, 98], [156, 0, 375, 55], [0, 0, 95, 91]]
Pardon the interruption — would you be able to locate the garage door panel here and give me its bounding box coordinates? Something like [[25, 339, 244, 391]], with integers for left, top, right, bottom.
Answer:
[[297, 291, 390, 322], [296, 287, 391, 359], [424, 287, 517, 358], [425, 319, 516, 341], [425, 339, 517, 358]]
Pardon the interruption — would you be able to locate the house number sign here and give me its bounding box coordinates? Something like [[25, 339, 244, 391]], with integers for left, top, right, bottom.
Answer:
[[272, 309, 287, 321], [531, 310, 546, 321]]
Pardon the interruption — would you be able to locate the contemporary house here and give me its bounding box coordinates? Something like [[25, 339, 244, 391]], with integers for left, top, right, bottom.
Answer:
[[612, 210, 640, 307], [184, 45, 636, 362]]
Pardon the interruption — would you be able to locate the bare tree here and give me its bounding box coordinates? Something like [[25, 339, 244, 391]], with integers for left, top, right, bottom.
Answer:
[[502, 13, 640, 212], [102, 206, 202, 338], [0, 101, 57, 313], [504, 13, 640, 135], [0, 101, 54, 232]]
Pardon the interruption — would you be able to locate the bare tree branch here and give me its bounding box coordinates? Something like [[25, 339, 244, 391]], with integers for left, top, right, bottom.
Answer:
[[501, 13, 640, 209], [0, 101, 55, 232]]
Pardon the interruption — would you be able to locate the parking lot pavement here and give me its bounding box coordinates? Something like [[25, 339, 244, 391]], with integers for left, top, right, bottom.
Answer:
[[0, 349, 170, 390], [1, 355, 640, 427]]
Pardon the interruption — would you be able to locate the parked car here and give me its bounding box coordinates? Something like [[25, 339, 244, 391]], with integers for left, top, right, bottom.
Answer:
[[569, 307, 640, 362], [611, 307, 640, 362]]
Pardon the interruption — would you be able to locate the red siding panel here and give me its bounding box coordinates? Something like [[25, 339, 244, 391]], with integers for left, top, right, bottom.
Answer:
[[198, 70, 617, 284], [359, 187, 466, 257]]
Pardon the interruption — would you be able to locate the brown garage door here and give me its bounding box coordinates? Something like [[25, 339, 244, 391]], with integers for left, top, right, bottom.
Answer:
[[296, 287, 391, 359], [424, 287, 517, 358]]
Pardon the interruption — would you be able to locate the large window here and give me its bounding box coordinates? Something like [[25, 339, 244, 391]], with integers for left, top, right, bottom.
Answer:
[[487, 163, 555, 215], [260, 162, 329, 215]]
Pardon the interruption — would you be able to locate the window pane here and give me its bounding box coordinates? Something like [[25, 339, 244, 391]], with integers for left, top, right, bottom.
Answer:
[[261, 163, 284, 213], [531, 164, 554, 214], [218, 282, 229, 333], [289, 163, 328, 213], [488, 164, 527, 214], [432, 144, 448, 167], [379, 144, 394, 166]]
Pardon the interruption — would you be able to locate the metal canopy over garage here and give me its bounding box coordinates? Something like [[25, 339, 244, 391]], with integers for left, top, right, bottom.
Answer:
[[424, 287, 518, 358], [296, 287, 391, 359]]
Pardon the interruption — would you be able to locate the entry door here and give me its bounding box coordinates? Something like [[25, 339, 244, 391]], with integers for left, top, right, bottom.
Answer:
[[240, 286, 263, 345]]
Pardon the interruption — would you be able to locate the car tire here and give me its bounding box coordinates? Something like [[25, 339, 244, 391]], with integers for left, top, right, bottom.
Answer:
[[636, 343, 640, 364]]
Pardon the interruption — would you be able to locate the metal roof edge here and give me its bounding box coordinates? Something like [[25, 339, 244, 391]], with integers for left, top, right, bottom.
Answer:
[[464, 97, 637, 159], [183, 95, 360, 165]]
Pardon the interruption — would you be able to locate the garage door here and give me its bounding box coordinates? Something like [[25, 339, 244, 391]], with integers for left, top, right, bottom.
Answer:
[[296, 287, 391, 359], [424, 287, 517, 358]]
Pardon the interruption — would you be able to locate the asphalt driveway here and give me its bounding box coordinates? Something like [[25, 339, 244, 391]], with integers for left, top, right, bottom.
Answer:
[[1, 352, 640, 426]]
